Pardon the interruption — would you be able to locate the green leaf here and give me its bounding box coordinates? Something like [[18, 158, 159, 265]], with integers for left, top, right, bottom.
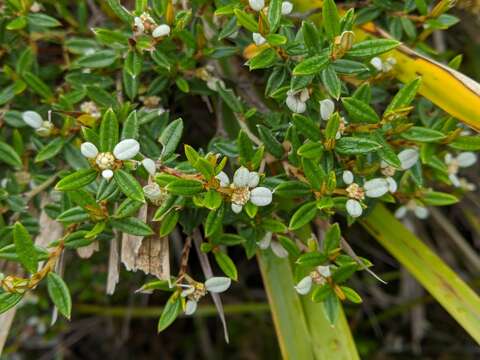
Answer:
[[204, 190, 222, 210], [341, 286, 362, 303], [121, 111, 138, 139], [322, 0, 340, 39], [238, 130, 255, 161], [55, 169, 98, 191], [0, 292, 23, 315], [289, 201, 317, 230], [217, 85, 243, 113], [99, 109, 119, 152], [268, 0, 282, 33], [214, 251, 238, 280], [335, 137, 382, 155], [166, 179, 204, 196], [159, 210, 179, 237], [247, 48, 278, 70], [321, 66, 341, 99], [35, 138, 65, 162], [56, 206, 90, 223], [159, 118, 183, 158], [292, 114, 321, 141], [205, 205, 225, 238], [347, 39, 400, 58], [233, 9, 258, 32], [296, 252, 328, 267], [297, 141, 323, 159], [324, 223, 341, 253], [27, 13, 61, 27], [401, 127, 446, 142], [422, 191, 458, 206], [274, 181, 312, 197], [77, 50, 118, 68], [158, 293, 181, 332], [23, 72, 53, 100], [6, 16, 27, 30], [13, 222, 38, 273], [47, 272, 72, 319], [151, 48, 171, 71], [110, 217, 154, 236], [332, 59, 369, 74], [323, 292, 340, 324], [293, 54, 330, 76], [257, 125, 284, 159], [0, 140, 22, 168], [277, 235, 301, 258], [301, 21, 322, 54], [342, 97, 380, 123], [114, 169, 145, 202], [450, 136, 480, 151], [106, 0, 134, 23], [385, 78, 422, 113]]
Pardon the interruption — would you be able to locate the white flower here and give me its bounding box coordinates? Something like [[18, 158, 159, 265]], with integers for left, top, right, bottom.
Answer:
[[152, 24, 170, 38], [370, 57, 383, 71], [342, 170, 354, 185], [286, 89, 309, 114], [320, 99, 335, 121], [252, 32, 266, 46], [363, 178, 389, 198], [294, 276, 312, 295], [398, 149, 419, 170], [258, 232, 288, 258], [346, 199, 362, 218], [142, 158, 156, 176], [80, 142, 99, 158], [395, 200, 429, 219], [204, 277, 231, 293], [249, 0, 265, 11], [113, 139, 140, 160], [102, 169, 114, 181], [281, 1, 293, 15], [22, 111, 43, 129], [445, 152, 477, 187]]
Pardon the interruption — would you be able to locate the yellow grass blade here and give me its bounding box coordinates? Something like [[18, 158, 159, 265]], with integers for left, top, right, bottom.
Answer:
[[362, 204, 480, 344]]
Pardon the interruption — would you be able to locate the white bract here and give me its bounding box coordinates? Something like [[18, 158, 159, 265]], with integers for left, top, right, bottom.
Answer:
[[395, 200, 429, 219], [249, 0, 265, 11], [320, 99, 335, 121], [281, 1, 293, 15], [216, 167, 273, 213], [80, 139, 140, 179], [444, 152, 477, 187], [258, 232, 288, 258], [398, 148, 419, 170], [252, 32, 266, 46], [286, 89, 309, 114], [152, 24, 171, 38]]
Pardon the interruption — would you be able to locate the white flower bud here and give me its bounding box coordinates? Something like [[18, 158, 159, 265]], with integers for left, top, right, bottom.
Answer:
[[414, 205, 429, 219], [80, 142, 99, 159], [320, 99, 335, 121], [342, 170, 354, 185], [231, 203, 243, 214], [317, 265, 331, 278], [398, 149, 419, 170], [258, 232, 272, 249], [394, 206, 407, 219], [252, 32, 266, 46], [152, 24, 171, 38], [295, 276, 312, 295], [233, 166, 251, 187], [113, 139, 140, 160], [364, 178, 389, 198], [143, 183, 162, 201], [386, 177, 397, 193], [205, 277, 231, 293], [346, 199, 362, 218], [249, 0, 265, 11], [36, 121, 54, 137], [22, 111, 43, 129], [286, 95, 306, 114], [299, 89, 310, 103], [271, 241, 289, 258], [370, 57, 383, 71], [102, 169, 114, 180], [216, 171, 230, 187], [457, 152, 477, 167], [250, 187, 273, 206], [247, 171, 260, 188], [142, 158, 156, 176], [185, 299, 198, 315], [281, 1, 293, 15]]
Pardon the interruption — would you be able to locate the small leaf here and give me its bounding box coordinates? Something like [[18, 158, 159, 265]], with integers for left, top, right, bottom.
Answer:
[[321, 66, 341, 99], [341, 286, 363, 303], [23, 72, 53, 100], [289, 201, 317, 230], [0, 140, 22, 168], [166, 179, 204, 196], [293, 54, 330, 76], [347, 39, 400, 58], [158, 293, 181, 332], [214, 251, 238, 280], [77, 50, 118, 68], [324, 223, 341, 253], [449, 136, 480, 151], [35, 138, 65, 162], [205, 205, 225, 238], [106, 0, 134, 23], [13, 222, 38, 273], [233, 9, 258, 32], [401, 127, 446, 142], [274, 181, 312, 198], [342, 97, 380, 123], [246, 48, 278, 70], [110, 217, 154, 236], [159, 210, 179, 237], [323, 292, 340, 324], [55, 169, 98, 191], [322, 0, 340, 39], [159, 118, 183, 158], [99, 109, 119, 152], [267, 0, 282, 33], [296, 252, 328, 267], [114, 169, 145, 202], [385, 78, 422, 113], [0, 292, 24, 315], [423, 191, 458, 206], [47, 272, 72, 319], [335, 137, 382, 155]]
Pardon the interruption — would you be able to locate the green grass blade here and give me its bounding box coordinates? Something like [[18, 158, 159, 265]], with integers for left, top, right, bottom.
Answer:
[[258, 251, 359, 359], [362, 204, 480, 344]]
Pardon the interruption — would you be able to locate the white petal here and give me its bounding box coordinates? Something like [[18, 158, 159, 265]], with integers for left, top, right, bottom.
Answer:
[[205, 277, 231, 293], [386, 177, 397, 193], [346, 199, 362, 218], [299, 89, 310, 103], [294, 276, 312, 295], [258, 232, 272, 249], [271, 241, 289, 258], [320, 99, 335, 121], [102, 169, 113, 180], [80, 142, 99, 158], [233, 166, 250, 187], [152, 24, 170, 38], [216, 171, 230, 187], [449, 173, 461, 187], [250, 187, 272, 206], [342, 170, 354, 185], [247, 172, 260, 188], [134, 17, 144, 34], [398, 149, 419, 170], [414, 206, 429, 219], [370, 57, 383, 71], [364, 178, 389, 198], [22, 111, 43, 129], [394, 206, 407, 219], [231, 203, 243, 214], [286, 95, 301, 113], [252, 32, 266, 46], [248, 0, 264, 11], [281, 1, 293, 15], [317, 265, 331, 277], [113, 139, 140, 160], [142, 158, 156, 175], [185, 299, 198, 315], [457, 152, 477, 167], [181, 286, 195, 297], [444, 153, 453, 164]]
